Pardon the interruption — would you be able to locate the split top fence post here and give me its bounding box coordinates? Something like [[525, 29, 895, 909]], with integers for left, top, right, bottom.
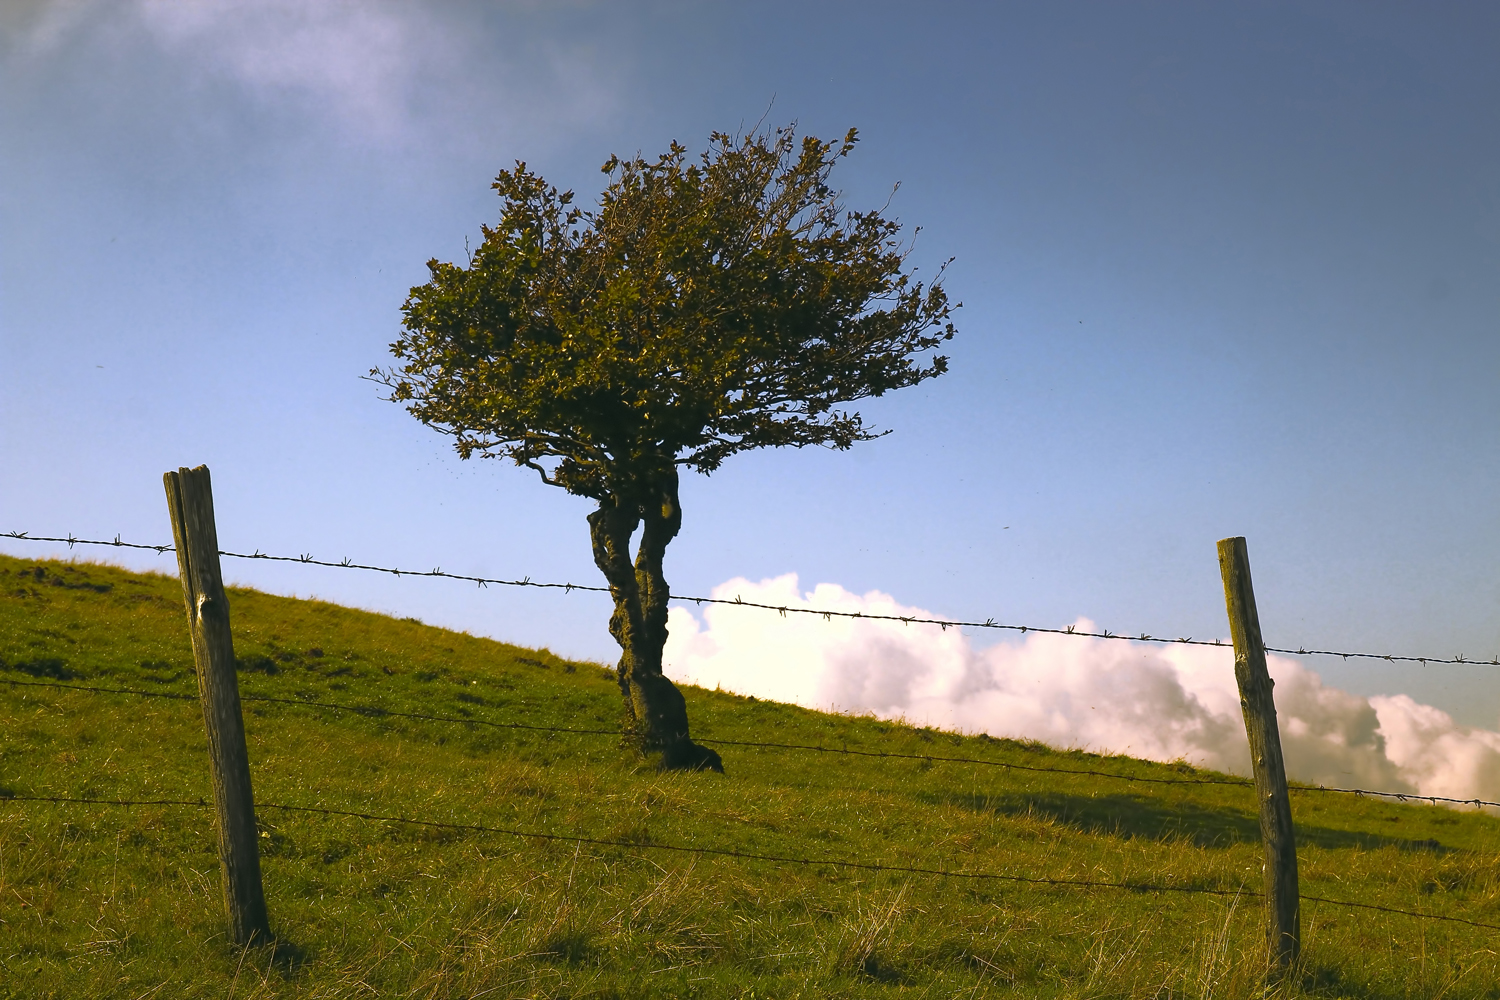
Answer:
[[164, 465, 270, 945]]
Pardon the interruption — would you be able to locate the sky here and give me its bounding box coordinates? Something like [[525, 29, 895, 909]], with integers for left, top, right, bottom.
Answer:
[[3, 2, 1498, 757]]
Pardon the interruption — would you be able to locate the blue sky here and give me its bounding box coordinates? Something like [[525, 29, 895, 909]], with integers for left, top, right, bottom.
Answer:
[[3, 2, 1498, 725]]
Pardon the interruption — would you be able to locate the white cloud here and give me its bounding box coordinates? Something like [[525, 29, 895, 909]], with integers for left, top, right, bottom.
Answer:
[[10, 0, 619, 147], [665, 574, 1500, 806], [1372, 694, 1500, 802], [133, 0, 435, 141]]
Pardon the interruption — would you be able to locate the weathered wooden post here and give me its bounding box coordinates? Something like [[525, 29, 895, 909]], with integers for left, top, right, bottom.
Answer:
[[165, 465, 270, 945], [1217, 536, 1298, 967]]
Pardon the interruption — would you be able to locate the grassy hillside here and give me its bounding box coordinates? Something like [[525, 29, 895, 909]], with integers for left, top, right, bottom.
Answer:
[[2, 553, 1499, 999]]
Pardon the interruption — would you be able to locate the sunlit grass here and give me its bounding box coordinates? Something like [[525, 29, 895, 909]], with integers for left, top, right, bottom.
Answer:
[[2, 553, 1499, 998]]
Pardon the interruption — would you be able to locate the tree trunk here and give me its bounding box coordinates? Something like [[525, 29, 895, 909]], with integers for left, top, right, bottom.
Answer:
[[588, 469, 722, 772]]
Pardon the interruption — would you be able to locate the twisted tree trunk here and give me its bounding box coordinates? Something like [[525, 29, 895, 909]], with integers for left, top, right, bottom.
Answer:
[[588, 468, 722, 772]]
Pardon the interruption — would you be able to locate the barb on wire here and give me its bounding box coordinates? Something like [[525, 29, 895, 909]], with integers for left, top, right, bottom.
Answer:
[[8, 791, 1500, 932], [5, 531, 1497, 666], [9, 675, 1500, 810], [1309, 785, 1500, 811], [218, 546, 613, 595], [1259, 643, 1500, 667], [4, 531, 174, 555]]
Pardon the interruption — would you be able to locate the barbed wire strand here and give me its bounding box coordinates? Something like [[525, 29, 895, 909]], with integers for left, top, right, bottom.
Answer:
[[5, 792, 1497, 932], [0, 676, 620, 736], [5, 531, 1495, 667], [8, 675, 1499, 811]]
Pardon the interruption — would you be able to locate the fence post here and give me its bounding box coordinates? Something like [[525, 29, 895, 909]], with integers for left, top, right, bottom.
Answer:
[[164, 465, 270, 945], [1217, 536, 1298, 967]]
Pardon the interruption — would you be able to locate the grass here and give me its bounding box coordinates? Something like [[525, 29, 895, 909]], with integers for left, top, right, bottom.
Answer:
[[2, 552, 1499, 998]]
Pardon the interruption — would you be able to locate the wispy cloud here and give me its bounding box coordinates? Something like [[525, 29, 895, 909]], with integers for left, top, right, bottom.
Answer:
[[134, 0, 427, 141], [666, 574, 1500, 805], [8, 0, 620, 148]]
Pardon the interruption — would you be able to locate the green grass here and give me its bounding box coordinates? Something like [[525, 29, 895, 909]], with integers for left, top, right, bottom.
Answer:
[[2, 553, 1499, 999]]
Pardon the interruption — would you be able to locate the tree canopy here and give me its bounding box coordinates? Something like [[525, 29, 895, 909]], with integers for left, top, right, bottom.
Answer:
[[379, 126, 955, 502]]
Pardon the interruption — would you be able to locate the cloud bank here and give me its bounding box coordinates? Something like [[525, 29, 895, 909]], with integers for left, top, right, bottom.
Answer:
[[665, 574, 1500, 804]]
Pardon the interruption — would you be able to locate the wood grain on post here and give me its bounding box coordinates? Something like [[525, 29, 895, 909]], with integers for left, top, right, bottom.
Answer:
[[1217, 536, 1299, 967], [164, 465, 270, 945]]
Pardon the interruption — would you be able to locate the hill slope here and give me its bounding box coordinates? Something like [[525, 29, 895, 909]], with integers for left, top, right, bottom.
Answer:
[[2, 553, 1498, 999]]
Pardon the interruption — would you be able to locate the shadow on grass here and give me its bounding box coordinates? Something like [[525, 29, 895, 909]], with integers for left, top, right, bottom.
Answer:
[[0, 655, 79, 680], [268, 936, 309, 975], [537, 929, 594, 966], [228, 933, 309, 980], [924, 791, 1449, 852], [1288, 960, 1464, 1000]]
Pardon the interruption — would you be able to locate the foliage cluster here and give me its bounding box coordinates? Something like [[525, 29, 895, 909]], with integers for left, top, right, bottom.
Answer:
[[380, 126, 954, 499]]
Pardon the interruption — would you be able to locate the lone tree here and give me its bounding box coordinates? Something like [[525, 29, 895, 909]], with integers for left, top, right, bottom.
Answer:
[[376, 125, 955, 771]]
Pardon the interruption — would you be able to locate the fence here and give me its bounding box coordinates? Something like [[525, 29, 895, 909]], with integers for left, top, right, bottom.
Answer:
[[7, 530, 1496, 666], [2, 466, 1498, 970]]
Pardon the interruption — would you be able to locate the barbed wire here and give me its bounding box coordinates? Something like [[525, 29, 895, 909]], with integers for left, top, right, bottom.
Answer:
[[6, 791, 1498, 932], [0, 676, 620, 736], [0, 532, 610, 593], [3, 532, 178, 555], [9, 675, 1500, 810], [696, 736, 1500, 810], [4, 531, 1495, 667], [1304, 786, 1500, 811]]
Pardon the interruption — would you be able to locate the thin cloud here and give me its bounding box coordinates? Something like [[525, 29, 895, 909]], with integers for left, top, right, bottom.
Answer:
[[135, 0, 438, 141], [9, 0, 620, 148], [666, 573, 1500, 805]]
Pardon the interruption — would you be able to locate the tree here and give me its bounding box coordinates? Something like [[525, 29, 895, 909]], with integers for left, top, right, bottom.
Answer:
[[375, 125, 956, 771]]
